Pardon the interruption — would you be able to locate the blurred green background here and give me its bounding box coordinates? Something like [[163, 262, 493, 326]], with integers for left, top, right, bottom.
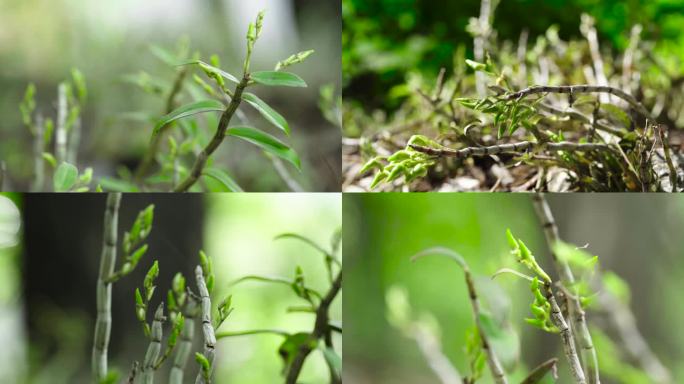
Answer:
[[344, 193, 684, 383], [0, 192, 340, 383], [343, 0, 684, 112], [0, 0, 341, 191]]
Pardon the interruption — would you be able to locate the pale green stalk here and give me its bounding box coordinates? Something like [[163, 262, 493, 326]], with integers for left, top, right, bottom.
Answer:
[[31, 113, 45, 192], [56, 83, 68, 164], [141, 303, 165, 384], [195, 266, 216, 384], [532, 193, 599, 384], [170, 299, 198, 384], [92, 192, 122, 382]]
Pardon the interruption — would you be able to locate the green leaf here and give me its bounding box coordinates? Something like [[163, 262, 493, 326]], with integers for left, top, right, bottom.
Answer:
[[98, 177, 140, 192], [520, 358, 558, 384], [202, 167, 244, 192], [465, 59, 487, 71], [154, 100, 225, 133], [242, 92, 290, 135], [251, 71, 307, 88], [226, 126, 301, 170], [478, 312, 520, 370], [320, 346, 342, 377], [278, 333, 316, 367], [42, 152, 57, 168], [149, 45, 179, 67], [53, 162, 78, 192], [600, 103, 631, 128], [179, 60, 239, 84]]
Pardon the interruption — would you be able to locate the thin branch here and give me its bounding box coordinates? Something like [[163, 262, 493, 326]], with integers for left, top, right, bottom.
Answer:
[[531, 193, 599, 384], [174, 76, 250, 192], [195, 265, 217, 384], [537, 102, 626, 138], [543, 283, 586, 384], [271, 155, 304, 192], [135, 67, 189, 180], [409, 141, 613, 158], [92, 192, 122, 382], [464, 267, 507, 383], [521, 358, 558, 384], [216, 329, 289, 339], [595, 289, 672, 383], [504, 85, 653, 120], [285, 270, 342, 384]]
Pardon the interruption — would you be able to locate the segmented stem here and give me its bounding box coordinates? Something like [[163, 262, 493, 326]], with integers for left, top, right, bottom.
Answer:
[[56, 83, 68, 164], [532, 193, 599, 384], [543, 284, 586, 384], [410, 141, 612, 158], [170, 299, 199, 384], [92, 192, 122, 382], [174, 76, 250, 192], [285, 270, 342, 384], [195, 266, 216, 384], [141, 303, 165, 384], [504, 85, 653, 119]]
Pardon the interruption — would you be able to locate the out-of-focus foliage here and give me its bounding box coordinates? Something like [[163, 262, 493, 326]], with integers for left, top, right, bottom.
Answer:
[[1, 0, 342, 192], [343, 193, 684, 383], [343, 0, 684, 110]]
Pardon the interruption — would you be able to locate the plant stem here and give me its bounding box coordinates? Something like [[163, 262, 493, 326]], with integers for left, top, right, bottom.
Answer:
[[543, 283, 586, 384], [56, 83, 68, 164], [411, 325, 463, 384], [141, 303, 165, 384], [92, 192, 122, 382], [521, 358, 558, 384], [580, 14, 609, 103], [67, 116, 81, 165], [0, 161, 5, 190], [658, 127, 678, 192], [174, 76, 250, 192], [463, 266, 508, 384], [595, 288, 672, 383], [135, 67, 188, 180], [504, 85, 653, 120], [410, 141, 613, 158], [31, 114, 45, 192], [531, 193, 600, 383], [170, 299, 199, 384], [537, 102, 626, 139], [216, 329, 289, 339], [474, 0, 492, 96], [285, 270, 342, 384], [195, 265, 216, 384]]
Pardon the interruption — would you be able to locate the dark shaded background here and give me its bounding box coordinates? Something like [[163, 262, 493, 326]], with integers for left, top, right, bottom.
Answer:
[[343, 0, 684, 112]]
